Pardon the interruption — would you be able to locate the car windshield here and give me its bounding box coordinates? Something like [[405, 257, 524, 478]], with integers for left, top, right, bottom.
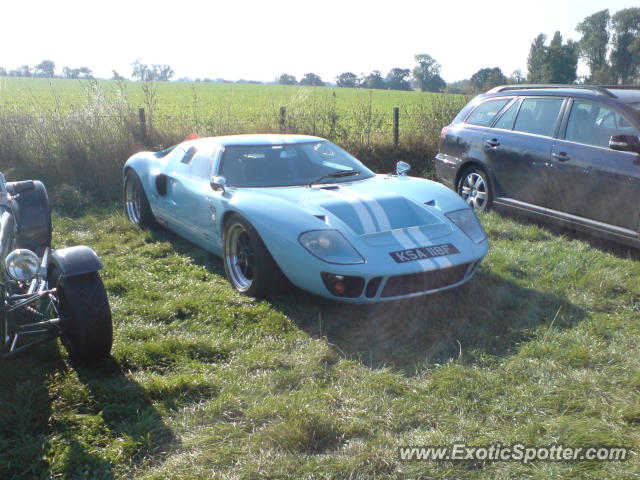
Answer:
[[218, 141, 375, 187]]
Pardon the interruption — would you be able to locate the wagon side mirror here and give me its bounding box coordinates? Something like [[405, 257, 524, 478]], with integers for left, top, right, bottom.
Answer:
[[396, 161, 411, 176], [210, 176, 226, 192], [610, 134, 640, 154]]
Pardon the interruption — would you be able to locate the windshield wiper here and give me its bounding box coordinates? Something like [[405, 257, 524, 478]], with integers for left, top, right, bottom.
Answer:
[[308, 169, 361, 187]]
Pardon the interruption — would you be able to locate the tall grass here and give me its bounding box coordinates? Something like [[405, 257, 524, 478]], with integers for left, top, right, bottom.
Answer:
[[0, 79, 467, 199]]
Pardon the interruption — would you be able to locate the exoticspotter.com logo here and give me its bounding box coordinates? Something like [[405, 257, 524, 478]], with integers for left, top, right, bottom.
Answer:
[[398, 443, 629, 464]]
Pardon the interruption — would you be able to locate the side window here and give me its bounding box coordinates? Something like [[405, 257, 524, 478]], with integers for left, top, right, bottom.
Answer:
[[181, 146, 197, 165], [189, 149, 216, 179], [493, 99, 521, 130], [565, 100, 640, 148], [466, 99, 511, 126], [513, 98, 564, 137]]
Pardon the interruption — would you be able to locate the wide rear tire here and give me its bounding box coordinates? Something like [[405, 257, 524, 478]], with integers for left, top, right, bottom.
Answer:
[[123, 170, 160, 229], [50, 269, 113, 364]]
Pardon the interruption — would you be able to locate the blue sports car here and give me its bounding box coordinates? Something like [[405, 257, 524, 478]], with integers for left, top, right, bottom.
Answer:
[[123, 134, 488, 303]]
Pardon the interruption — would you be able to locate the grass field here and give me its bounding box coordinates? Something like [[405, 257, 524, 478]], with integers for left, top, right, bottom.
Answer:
[[0, 77, 467, 200], [1, 207, 639, 479]]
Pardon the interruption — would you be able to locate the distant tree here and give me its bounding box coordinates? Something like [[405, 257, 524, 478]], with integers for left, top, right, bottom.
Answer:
[[412, 54, 444, 92], [576, 9, 611, 82], [445, 79, 472, 94], [385, 68, 412, 91], [62, 66, 79, 79], [132, 60, 150, 81], [0, 67, 7, 76], [509, 69, 526, 84], [299, 73, 325, 86], [527, 32, 577, 84], [470, 67, 507, 92], [35, 59, 55, 77], [361, 70, 387, 89], [277, 73, 297, 85], [13, 65, 32, 77], [527, 34, 550, 83], [78, 67, 93, 79], [335, 72, 358, 88], [152, 64, 173, 81], [610, 7, 640, 84], [112, 70, 125, 81]]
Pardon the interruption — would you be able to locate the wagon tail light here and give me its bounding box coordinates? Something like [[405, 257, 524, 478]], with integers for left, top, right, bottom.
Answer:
[[440, 126, 449, 138]]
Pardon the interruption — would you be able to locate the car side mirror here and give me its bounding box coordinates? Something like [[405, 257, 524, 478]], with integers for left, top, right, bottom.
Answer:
[[210, 176, 226, 192], [609, 134, 640, 154], [396, 161, 411, 176]]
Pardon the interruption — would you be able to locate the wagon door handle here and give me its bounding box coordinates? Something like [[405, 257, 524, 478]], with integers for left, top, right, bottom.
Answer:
[[552, 152, 571, 162], [484, 139, 500, 148]]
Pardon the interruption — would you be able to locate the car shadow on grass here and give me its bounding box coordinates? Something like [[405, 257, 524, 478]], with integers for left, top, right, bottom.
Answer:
[[0, 345, 175, 480], [495, 208, 640, 261], [270, 270, 586, 373], [149, 227, 586, 374]]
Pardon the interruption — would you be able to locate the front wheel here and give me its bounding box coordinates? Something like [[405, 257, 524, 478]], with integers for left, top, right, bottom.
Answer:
[[458, 168, 492, 212], [222, 214, 284, 298], [50, 269, 113, 364]]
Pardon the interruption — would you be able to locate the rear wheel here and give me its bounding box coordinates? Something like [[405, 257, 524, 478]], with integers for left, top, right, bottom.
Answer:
[[458, 168, 492, 212], [123, 171, 159, 229], [50, 268, 113, 364], [223, 214, 284, 298]]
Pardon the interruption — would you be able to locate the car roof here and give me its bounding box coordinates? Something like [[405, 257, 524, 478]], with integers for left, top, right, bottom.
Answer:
[[182, 134, 326, 149], [486, 84, 640, 105]]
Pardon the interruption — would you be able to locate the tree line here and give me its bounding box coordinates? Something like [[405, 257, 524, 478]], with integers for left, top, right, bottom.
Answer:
[[3, 8, 637, 93], [276, 54, 446, 92]]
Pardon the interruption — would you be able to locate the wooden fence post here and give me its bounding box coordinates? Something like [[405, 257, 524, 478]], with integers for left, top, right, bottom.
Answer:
[[279, 106, 286, 133], [138, 107, 148, 146], [393, 107, 400, 147]]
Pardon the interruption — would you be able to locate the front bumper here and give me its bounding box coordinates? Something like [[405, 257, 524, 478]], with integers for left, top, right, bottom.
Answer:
[[314, 257, 483, 303]]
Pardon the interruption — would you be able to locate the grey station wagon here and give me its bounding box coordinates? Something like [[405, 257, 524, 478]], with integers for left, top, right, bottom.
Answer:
[[435, 85, 640, 247]]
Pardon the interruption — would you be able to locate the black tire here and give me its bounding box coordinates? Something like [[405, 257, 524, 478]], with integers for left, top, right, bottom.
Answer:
[[222, 214, 285, 298], [50, 268, 113, 364], [457, 167, 493, 212], [123, 170, 160, 229]]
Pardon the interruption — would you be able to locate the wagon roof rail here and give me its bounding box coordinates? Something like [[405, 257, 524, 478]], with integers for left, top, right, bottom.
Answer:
[[487, 84, 618, 98]]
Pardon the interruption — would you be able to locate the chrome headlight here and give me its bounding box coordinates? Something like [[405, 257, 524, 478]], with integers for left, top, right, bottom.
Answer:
[[446, 209, 486, 244], [298, 230, 364, 264], [5, 249, 40, 282]]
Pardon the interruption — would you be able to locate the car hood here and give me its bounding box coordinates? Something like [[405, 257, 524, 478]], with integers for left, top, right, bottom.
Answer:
[[232, 176, 454, 243]]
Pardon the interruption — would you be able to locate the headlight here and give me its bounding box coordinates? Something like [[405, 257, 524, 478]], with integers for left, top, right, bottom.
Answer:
[[298, 230, 364, 264], [5, 249, 40, 282], [446, 209, 486, 244]]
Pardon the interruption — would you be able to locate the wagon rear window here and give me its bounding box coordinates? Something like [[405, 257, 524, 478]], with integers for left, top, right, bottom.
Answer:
[[466, 99, 511, 126]]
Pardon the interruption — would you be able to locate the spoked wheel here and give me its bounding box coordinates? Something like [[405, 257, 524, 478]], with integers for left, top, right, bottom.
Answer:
[[459, 169, 492, 212], [223, 214, 285, 298], [224, 222, 255, 292], [123, 171, 160, 229]]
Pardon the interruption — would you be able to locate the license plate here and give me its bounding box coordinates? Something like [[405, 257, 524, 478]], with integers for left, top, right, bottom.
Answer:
[[389, 243, 460, 263]]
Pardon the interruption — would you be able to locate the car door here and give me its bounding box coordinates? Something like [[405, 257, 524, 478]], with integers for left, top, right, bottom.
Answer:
[[549, 98, 640, 230], [169, 145, 223, 252], [483, 96, 566, 207]]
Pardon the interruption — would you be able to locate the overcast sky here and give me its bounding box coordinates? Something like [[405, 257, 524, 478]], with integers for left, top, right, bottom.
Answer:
[[2, 0, 636, 83]]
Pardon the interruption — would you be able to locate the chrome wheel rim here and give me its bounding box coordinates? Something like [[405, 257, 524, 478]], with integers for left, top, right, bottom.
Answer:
[[460, 172, 488, 211], [124, 177, 142, 224], [225, 223, 255, 292]]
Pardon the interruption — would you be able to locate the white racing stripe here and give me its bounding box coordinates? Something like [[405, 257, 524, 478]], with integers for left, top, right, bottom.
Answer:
[[341, 187, 439, 271], [320, 187, 377, 234]]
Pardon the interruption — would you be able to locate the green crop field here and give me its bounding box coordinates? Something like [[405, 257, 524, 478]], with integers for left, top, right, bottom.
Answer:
[[0, 77, 467, 200], [1, 208, 639, 479]]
